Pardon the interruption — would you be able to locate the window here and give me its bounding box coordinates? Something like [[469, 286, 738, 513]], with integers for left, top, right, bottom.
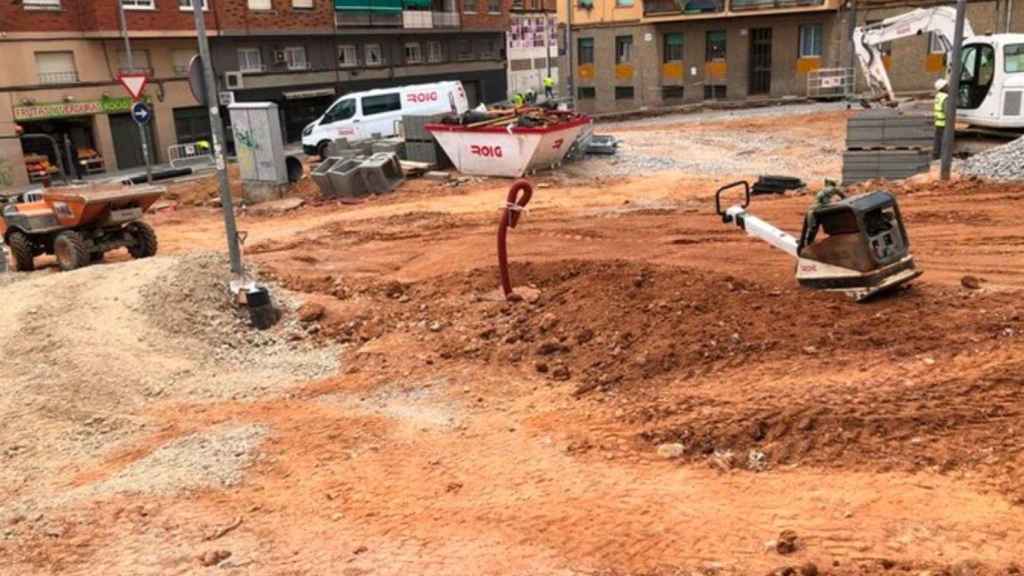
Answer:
[[577, 86, 596, 99], [578, 37, 594, 65], [405, 43, 423, 64], [928, 32, 947, 54], [456, 39, 474, 61], [704, 85, 726, 99], [361, 93, 401, 116], [1006, 44, 1024, 73], [338, 44, 358, 67], [616, 0, 633, 5], [615, 86, 634, 99], [663, 33, 683, 62], [121, 0, 155, 9], [427, 41, 444, 63], [323, 99, 356, 123], [238, 48, 264, 72], [706, 30, 726, 61], [173, 50, 196, 75], [22, 0, 62, 9], [464, 0, 478, 12], [662, 85, 684, 99], [35, 51, 78, 84], [488, 0, 501, 12], [615, 35, 633, 64], [284, 46, 308, 70], [481, 38, 500, 59], [293, 0, 314, 7], [248, 0, 272, 9], [117, 49, 151, 75], [179, 0, 208, 9], [365, 43, 385, 66], [799, 24, 822, 58]]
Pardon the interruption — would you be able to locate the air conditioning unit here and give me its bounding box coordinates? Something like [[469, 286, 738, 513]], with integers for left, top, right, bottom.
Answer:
[[224, 71, 244, 90], [273, 50, 286, 64]]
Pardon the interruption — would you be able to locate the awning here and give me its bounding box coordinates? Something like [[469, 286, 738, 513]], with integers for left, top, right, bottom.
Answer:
[[335, 0, 402, 11], [403, 0, 431, 8], [284, 88, 337, 100]]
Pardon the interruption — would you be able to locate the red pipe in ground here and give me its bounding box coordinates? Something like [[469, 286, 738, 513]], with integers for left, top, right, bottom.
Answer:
[[497, 179, 533, 300]]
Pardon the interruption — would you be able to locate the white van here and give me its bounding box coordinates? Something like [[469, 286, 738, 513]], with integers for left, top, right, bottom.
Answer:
[[302, 81, 469, 157]]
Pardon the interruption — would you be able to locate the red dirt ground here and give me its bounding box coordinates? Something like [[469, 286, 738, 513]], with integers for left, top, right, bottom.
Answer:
[[6, 111, 1024, 575]]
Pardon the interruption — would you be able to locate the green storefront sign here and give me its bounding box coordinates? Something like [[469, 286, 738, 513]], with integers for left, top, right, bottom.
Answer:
[[13, 96, 147, 122]]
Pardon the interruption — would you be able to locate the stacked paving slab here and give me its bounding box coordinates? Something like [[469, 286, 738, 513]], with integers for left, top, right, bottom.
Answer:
[[402, 113, 451, 168], [842, 109, 933, 184]]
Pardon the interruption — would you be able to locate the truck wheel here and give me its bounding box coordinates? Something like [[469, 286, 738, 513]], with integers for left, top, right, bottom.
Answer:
[[7, 231, 35, 272], [53, 230, 89, 271], [126, 222, 158, 259]]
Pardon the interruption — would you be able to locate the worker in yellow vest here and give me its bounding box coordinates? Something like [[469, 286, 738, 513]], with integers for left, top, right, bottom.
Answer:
[[933, 78, 948, 160], [511, 92, 525, 108], [543, 75, 556, 99]]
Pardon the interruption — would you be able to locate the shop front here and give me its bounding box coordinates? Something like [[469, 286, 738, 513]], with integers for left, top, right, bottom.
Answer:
[[12, 95, 154, 180]]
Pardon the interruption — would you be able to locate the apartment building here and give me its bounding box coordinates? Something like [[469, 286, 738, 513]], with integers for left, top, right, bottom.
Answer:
[[507, 0, 560, 98], [0, 0, 511, 189], [559, 0, 1023, 115]]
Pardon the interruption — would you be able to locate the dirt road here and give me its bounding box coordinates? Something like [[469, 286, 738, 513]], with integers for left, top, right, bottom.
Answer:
[[2, 107, 1023, 575]]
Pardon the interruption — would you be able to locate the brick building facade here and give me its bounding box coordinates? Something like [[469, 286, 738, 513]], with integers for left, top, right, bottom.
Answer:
[[0, 0, 511, 190], [558, 0, 1024, 115]]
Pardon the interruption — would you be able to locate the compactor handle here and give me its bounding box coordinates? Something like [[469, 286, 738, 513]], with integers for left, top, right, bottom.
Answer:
[[715, 180, 750, 223]]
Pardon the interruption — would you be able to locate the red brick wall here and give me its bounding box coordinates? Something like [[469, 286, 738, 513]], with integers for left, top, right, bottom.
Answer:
[[460, 0, 512, 29], [216, 0, 334, 32], [95, 0, 219, 32], [0, 0, 87, 32]]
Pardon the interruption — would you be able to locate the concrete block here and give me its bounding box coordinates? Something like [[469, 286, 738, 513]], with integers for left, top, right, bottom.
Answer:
[[402, 113, 446, 142], [372, 138, 405, 155], [311, 157, 340, 197], [423, 171, 450, 181], [326, 158, 369, 198], [358, 152, 404, 194], [405, 141, 439, 165]]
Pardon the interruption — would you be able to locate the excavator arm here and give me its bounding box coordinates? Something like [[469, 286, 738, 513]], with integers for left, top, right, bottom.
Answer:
[[852, 7, 974, 102]]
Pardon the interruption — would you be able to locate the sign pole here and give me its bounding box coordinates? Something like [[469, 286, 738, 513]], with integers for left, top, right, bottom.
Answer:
[[940, 0, 967, 181], [117, 0, 153, 185], [192, 1, 243, 275]]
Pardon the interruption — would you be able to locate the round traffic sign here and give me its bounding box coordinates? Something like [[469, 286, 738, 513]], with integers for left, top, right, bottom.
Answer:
[[131, 101, 152, 126]]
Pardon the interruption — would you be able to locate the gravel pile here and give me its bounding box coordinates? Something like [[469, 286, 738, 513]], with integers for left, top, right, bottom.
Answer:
[[961, 135, 1024, 181], [138, 252, 339, 384]]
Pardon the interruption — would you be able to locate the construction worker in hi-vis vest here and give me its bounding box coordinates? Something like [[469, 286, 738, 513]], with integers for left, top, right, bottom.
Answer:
[[933, 78, 949, 160]]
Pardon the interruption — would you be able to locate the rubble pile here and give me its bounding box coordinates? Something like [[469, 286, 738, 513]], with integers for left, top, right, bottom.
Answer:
[[962, 135, 1024, 181]]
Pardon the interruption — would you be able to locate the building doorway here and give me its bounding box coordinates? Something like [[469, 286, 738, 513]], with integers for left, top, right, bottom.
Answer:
[[749, 27, 770, 95], [109, 112, 156, 171], [749, 27, 772, 96], [19, 116, 102, 181]]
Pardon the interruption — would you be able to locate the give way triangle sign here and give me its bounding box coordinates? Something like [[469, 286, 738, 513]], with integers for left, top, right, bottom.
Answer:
[[118, 73, 149, 101]]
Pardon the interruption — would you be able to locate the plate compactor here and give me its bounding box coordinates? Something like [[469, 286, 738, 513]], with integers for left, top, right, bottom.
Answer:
[[715, 180, 922, 301]]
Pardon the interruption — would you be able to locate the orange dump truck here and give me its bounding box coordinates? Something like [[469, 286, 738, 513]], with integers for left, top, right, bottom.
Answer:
[[1, 184, 163, 272]]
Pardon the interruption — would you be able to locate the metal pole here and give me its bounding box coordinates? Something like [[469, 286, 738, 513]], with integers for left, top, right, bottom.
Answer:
[[846, 0, 857, 72], [117, 0, 153, 184], [545, 13, 552, 78], [566, 0, 574, 105], [940, 0, 967, 181], [192, 1, 243, 274]]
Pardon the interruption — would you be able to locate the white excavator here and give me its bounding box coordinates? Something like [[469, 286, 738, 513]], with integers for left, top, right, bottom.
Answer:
[[853, 7, 1024, 129]]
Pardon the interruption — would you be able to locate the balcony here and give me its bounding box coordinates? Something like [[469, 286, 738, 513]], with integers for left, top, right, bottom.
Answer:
[[432, 10, 460, 26], [37, 71, 80, 85], [644, 0, 723, 15], [730, 0, 823, 10], [335, 10, 402, 26], [511, 0, 556, 11]]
